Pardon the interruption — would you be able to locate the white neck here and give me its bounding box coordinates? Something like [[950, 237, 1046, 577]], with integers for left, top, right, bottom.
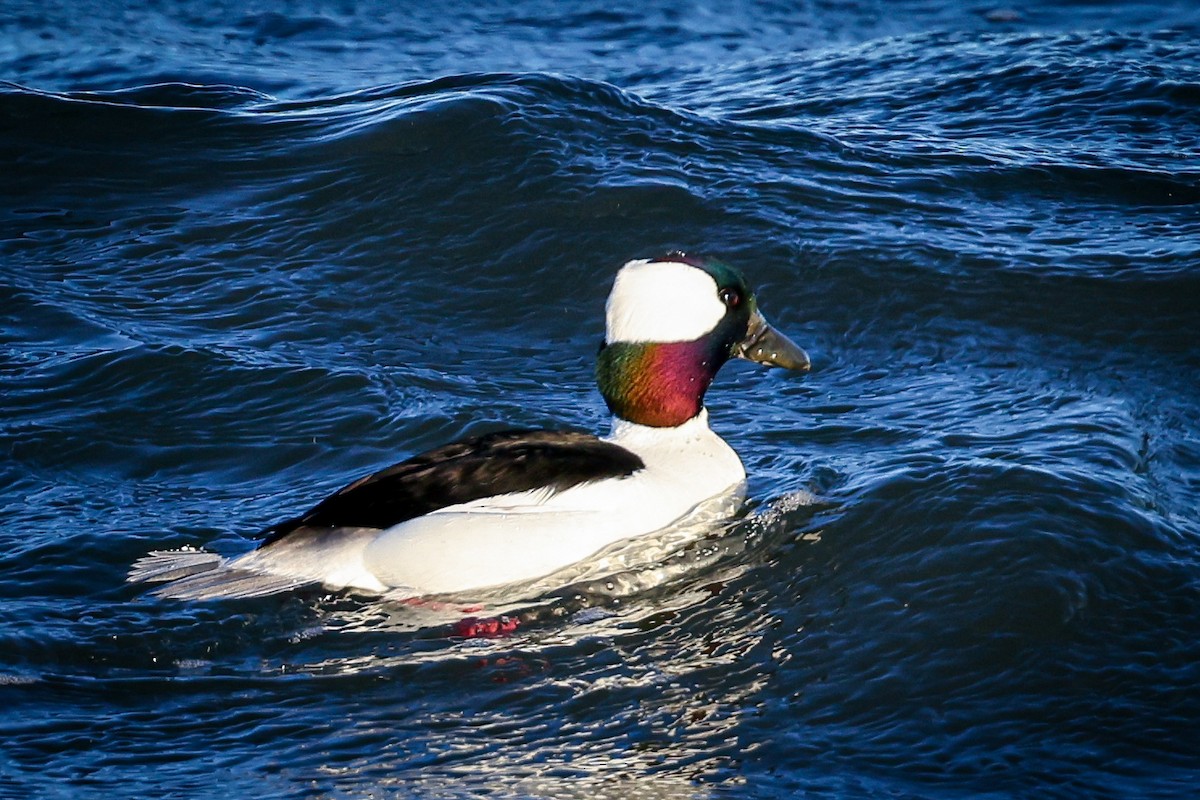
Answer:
[[609, 407, 712, 440], [606, 407, 746, 496]]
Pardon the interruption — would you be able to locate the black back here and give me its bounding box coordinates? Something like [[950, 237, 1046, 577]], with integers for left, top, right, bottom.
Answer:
[[260, 429, 645, 546]]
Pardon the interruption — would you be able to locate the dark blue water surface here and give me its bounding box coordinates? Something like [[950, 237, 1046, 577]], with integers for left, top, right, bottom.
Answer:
[[4, 1, 1200, 798]]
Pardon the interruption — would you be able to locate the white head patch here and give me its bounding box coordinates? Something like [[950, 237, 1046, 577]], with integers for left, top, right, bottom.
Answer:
[[605, 259, 727, 343]]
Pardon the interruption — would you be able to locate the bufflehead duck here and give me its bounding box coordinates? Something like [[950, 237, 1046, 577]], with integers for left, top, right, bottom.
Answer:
[[129, 254, 809, 601]]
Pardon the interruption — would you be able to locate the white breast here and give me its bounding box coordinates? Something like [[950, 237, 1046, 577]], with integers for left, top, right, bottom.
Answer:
[[359, 410, 746, 595]]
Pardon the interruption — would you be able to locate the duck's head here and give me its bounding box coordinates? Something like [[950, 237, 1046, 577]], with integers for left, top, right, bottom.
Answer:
[[596, 253, 810, 428]]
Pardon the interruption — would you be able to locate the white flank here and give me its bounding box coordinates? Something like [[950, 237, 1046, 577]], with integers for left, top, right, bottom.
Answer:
[[361, 410, 745, 595], [605, 259, 726, 343]]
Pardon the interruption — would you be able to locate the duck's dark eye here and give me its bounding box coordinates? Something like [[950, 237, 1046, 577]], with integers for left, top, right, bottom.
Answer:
[[719, 287, 741, 308]]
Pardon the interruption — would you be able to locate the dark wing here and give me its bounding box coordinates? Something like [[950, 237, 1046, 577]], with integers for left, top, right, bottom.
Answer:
[[260, 429, 644, 546]]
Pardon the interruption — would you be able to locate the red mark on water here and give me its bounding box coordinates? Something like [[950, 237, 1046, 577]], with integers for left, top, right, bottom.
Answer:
[[452, 615, 520, 638]]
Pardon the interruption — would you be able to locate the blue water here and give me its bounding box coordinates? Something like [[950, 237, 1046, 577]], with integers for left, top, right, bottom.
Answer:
[[4, 2, 1200, 797]]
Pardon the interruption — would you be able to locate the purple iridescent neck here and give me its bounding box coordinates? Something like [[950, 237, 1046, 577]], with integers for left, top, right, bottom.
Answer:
[[596, 339, 727, 428]]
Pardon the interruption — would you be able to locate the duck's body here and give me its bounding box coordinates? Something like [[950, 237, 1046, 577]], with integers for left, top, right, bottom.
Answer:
[[129, 254, 808, 602]]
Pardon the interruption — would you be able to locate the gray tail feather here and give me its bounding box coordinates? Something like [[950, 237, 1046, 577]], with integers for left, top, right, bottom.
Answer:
[[127, 549, 317, 601], [128, 549, 223, 583]]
